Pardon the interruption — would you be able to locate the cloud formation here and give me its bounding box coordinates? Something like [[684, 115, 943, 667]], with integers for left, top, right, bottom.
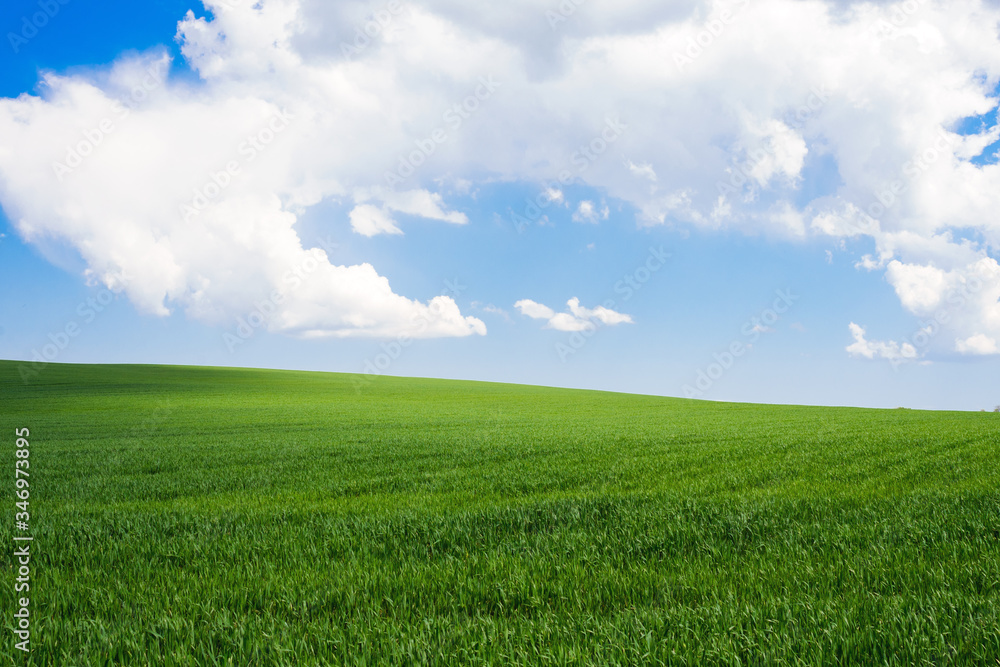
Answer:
[[572, 200, 609, 223], [0, 0, 998, 349], [515, 298, 633, 332], [956, 333, 999, 355], [846, 322, 918, 364]]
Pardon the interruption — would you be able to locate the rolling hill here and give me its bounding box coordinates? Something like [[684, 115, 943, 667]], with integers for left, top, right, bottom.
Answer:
[[2, 361, 998, 664]]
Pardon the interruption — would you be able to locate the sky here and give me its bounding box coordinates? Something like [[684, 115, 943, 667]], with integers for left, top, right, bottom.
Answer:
[[1, 0, 999, 410]]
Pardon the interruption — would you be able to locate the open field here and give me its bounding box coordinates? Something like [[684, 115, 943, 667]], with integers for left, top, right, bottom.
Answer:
[[2, 360, 999, 665]]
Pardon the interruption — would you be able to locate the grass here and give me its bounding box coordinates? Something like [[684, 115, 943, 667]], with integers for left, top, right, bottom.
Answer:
[[1, 360, 999, 665]]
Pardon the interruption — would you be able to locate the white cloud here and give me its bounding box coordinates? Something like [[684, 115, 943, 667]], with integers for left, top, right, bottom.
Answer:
[[885, 260, 954, 314], [3, 0, 1000, 346], [349, 204, 402, 237], [767, 201, 806, 238], [955, 333, 999, 355], [355, 187, 468, 226], [854, 254, 885, 271], [0, 5, 488, 340], [571, 200, 608, 223], [626, 159, 657, 182], [515, 297, 633, 332], [739, 117, 808, 188], [811, 203, 880, 240], [513, 299, 555, 321], [846, 322, 918, 363], [566, 297, 632, 325], [347, 187, 468, 237], [544, 187, 564, 205], [882, 257, 1000, 354]]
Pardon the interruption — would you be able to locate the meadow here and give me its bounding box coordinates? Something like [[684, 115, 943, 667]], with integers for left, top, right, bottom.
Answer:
[[1, 360, 999, 665]]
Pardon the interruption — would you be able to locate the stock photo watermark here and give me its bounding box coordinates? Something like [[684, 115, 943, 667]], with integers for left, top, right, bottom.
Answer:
[[886, 263, 999, 370], [124, 400, 173, 450], [351, 277, 468, 392], [869, 0, 931, 40], [18, 270, 129, 383], [831, 130, 960, 238], [510, 117, 627, 232], [681, 288, 798, 398], [52, 58, 170, 182], [13, 427, 33, 653], [557, 246, 671, 362], [866, 131, 958, 224], [340, 0, 407, 58], [716, 86, 830, 197], [546, 0, 588, 30], [384, 76, 501, 188], [674, 0, 751, 72], [223, 238, 338, 352], [7, 0, 69, 54], [180, 108, 294, 222]]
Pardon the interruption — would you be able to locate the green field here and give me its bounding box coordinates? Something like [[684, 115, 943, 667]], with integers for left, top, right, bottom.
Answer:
[[2, 360, 999, 665]]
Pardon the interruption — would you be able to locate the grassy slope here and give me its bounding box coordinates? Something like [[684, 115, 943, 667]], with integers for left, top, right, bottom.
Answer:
[[1, 361, 999, 665]]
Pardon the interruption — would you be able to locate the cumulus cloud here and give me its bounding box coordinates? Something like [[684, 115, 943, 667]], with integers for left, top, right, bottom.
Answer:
[[955, 333, 1000, 355], [882, 257, 1000, 355], [349, 204, 402, 237], [515, 297, 633, 332], [348, 187, 468, 237], [737, 117, 809, 188], [2, 0, 1000, 348], [543, 187, 564, 205], [571, 200, 608, 223], [513, 299, 556, 321], [0, 2, 489, 340], [846, 322, 919, 363]]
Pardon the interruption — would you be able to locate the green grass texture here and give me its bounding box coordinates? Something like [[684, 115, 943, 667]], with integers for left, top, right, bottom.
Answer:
[[2, 361, 999, 665]]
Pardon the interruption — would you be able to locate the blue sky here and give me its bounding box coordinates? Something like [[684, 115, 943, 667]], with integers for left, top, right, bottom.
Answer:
[[1, 0, 999, 410]]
